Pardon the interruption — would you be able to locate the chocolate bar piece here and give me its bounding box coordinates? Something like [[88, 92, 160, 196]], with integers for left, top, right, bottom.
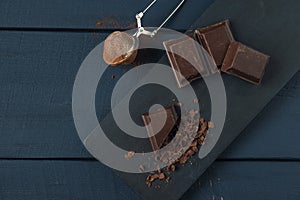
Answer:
[[195, 19, 234, 66], [163, 36, 218, 88], [221, 41, 270, 85], [142, 105, 178, 151]]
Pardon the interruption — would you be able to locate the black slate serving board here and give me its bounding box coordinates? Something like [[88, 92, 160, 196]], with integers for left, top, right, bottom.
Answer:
[[84, 0, 300, 199]]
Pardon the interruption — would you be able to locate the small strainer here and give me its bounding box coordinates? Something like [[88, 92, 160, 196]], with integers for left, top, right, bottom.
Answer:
[[103, 0, 185, 66]]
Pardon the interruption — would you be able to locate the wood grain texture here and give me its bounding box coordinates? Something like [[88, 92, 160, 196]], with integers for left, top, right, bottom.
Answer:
[[0, 0, 214, 30], [0, 160, 140, 200], [0, 0, 299, 200], [1, 0, 299, 200], [0, 160, 299, 200], [0, 31, 104, 158], [182, 161, 300, 200], [0, 31, 299, 159]]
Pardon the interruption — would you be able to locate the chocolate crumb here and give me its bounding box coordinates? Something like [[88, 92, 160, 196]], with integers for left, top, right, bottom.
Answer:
[[162, 158, 169, 164], [192, 146, 198, 152], [166, 164, 176, 172], [124, 151, 135, 160], [139, 165, 145, 172], [158, 173, 165, 180], [125, 22, 138, 29], [166, 177, 171, 183], [208, 121, 215, 128], [146, 173, 166, 187], [171, 165, 176, 172], [156, 166, 161, 173], [191, 141, 198, 147], [199, 118, 205, 124], [179, 155, 189, 164], [199, 135, 206, 145], [186, 149, 195, 157], [145, 116, 211, 187], [95, 21, 103, 27]]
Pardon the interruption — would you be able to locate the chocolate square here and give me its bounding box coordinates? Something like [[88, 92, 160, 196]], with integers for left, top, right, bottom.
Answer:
[[195, 19, 235, 66], [142, 105, 178, 151], [221, 41, 270, 85], [163, 36, 218, 88]]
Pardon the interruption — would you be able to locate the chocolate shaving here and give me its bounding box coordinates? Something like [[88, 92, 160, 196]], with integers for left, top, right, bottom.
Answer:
[[208, 121, 215, 128], [124, 151, 135, 160], [146, 173, 166, 187], [145, 116, 211, 187], [139, 165, 145, 173]]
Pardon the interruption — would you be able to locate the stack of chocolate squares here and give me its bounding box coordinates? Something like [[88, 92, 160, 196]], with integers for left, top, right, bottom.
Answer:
[[164, 19, 270, 87]]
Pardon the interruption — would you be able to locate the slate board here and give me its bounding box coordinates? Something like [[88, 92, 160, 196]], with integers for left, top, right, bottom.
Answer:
[[83, 0, 300, 199]]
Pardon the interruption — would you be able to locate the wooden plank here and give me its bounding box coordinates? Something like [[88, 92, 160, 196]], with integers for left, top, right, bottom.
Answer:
[[183, 161, 300, 200], [0, 31, 299, 159], [0, 31, 105, 158], [0, 160, 140, 200], [0, 0, 214, 30], [0, 160, 299, 200]]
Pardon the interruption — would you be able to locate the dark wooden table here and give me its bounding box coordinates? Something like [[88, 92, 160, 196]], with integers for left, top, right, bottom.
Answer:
[[0, 0, 299, 199]]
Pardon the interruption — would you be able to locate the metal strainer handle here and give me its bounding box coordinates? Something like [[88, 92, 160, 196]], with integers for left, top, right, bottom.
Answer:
[[134, 0, 185, 38]]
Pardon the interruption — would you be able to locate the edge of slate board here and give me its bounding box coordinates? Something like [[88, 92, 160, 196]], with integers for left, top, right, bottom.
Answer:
[[85, 0, 300, 199]]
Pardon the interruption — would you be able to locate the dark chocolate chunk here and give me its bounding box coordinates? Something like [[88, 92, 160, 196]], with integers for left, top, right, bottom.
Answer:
[[142, 105, 178, 151], [195, 19, 234, 66], [221, 41, 270, 85], [144, 117, 210, 187], [163, 36, 218, 88]]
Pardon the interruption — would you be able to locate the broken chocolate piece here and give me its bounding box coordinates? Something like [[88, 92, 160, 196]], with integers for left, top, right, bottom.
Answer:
[[142, 105, 178, 151], [195, 19, 234, 66], [163, 36, 218, 88], [221, 41, 270, 85], [145, 117, 211, 187]]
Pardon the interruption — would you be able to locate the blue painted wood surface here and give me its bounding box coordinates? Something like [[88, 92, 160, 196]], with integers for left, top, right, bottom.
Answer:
[[0, 31, 299, 159], [0, 161, 299, 200], [0, 0, 213, 30], [0, 0, 299, 199]]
